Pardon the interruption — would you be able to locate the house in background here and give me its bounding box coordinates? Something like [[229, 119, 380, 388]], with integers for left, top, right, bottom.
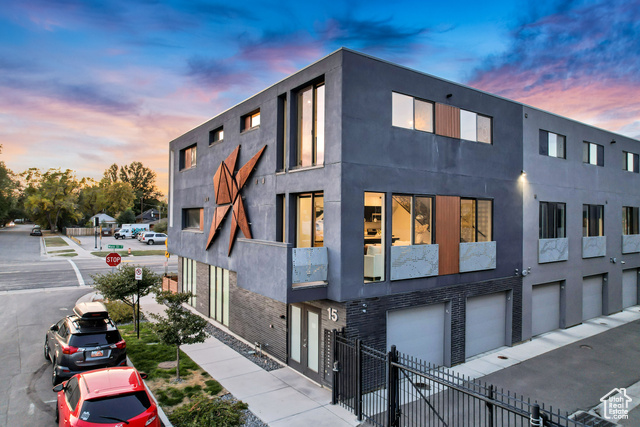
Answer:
[[89, 213, 116, 229], [167, 48, 640, 386], [136, 208, 160, 224]]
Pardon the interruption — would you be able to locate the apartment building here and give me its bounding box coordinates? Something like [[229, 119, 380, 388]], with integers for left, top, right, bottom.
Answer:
[[167, 48, 640, 385]]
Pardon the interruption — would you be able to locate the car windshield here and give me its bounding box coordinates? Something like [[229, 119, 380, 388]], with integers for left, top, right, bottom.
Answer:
[[79, 391, 151, 423], [70, 331, 122, 346]]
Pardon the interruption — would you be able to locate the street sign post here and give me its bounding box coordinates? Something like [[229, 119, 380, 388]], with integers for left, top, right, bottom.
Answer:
[[134, 267, 143, 338], [105, 253, 121, 267], [108, 244, 124, 249], [135, 267, 143, 280]]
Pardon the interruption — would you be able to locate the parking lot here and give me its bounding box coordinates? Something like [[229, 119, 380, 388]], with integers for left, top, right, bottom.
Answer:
[[73, 232, 167, 252]]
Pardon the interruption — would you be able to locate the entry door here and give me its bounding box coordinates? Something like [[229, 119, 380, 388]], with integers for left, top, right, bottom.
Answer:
[[289, 304, 321, 381]]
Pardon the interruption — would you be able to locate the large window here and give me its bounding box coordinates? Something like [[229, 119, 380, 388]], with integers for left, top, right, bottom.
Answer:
[[539, 202, 566, 238], [583, 142, 604, 166], [623, 151, 639, 173], [460, 109, 492, 144], [391, 195, 433, 245], [183, 208, 203, 231], [277, 94, 287, 171], [297, 83, 325, 167], [179, 144, 197, 170], [460, 198, 493, 243], [623, 207, 639, 235], [364, 192, 385, 282], [583, 204, 604, 237], [182, 257, 196, 307], [296, 192, 323, 248], [392, 92, 434, 133], [209, 266, 230, 327], [539, 130, 566, 159], [241, 110, 260, 132]]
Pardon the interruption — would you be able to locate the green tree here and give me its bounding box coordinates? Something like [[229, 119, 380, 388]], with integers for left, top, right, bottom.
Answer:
[[77, 179, 105, 220], [103, 181, 135, 216], [91, 264, 161, 333], [119, 162, 163, 215], [150, 291, 209, 380], [116, 208, 137, 225], [103, 163, 119, 184], [23, 168, 82, 231], [0, 145, 20, 225]]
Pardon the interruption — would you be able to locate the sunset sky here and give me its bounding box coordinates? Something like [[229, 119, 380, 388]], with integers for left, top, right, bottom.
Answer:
[[1, 0, 639, 195]]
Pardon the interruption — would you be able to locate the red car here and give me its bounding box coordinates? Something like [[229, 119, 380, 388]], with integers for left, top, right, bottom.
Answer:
[[53, 366, 160, 427]]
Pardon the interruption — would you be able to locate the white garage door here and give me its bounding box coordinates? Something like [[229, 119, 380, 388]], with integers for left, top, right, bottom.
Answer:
[[532, 282, 561, 337], [623, 269, 638, 309], [582, 275, 603, 321], [465, 292, 507, 359], [387, 303, 445, 366]]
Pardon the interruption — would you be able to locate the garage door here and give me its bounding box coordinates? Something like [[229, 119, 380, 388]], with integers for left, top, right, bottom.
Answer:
[[465, 292, 507, 359], [623, 269, 638, 309], [532, 282, 561, 337], [387, 303, 445, 366], [582, 275, 603, 321]]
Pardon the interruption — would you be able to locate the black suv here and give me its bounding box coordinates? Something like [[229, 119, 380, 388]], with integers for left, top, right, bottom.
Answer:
[[44, 302, 127, 385]]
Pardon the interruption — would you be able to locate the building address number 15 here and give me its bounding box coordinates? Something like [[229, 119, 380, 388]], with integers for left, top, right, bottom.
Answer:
[[327, 307, 338, 322]]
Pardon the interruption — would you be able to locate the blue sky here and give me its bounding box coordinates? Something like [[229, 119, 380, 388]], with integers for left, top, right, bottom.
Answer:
[[1, 0, 639, 193]]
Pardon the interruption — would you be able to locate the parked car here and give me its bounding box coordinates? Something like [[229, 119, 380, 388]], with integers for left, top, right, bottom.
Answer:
[[7, 221, 15, 227], [30, 227, 42, 236], [45, 302, 127, 385], [53, 366, 160, 427], [139, 232, 167, 245]]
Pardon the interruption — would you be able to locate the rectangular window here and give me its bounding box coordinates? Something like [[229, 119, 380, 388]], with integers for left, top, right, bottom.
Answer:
[[183, 208, 203, 231], [297, 83, 325, 167], [583, 142, 604, 166], [208, 266, 230, 326], [182, 257, 196, 307], [539, 202, 566, 238], [539, 130, 566, 159], [364, 192, 385, 282], [276, 194, 286, 242], [460, 109, 492, 144], [583, 204, 604, 237], [391, 194, 433, 246], [277, 94, 287, 171], [296, 192, 323, 248], [460, 198, 493, 242], [623, 207, 639, 235], [241, 110, 260, 132], [623, 151, 640, 173], [209, 127, 223, 145], [179, 144, 197, 170], [392, 92, 434, 133]]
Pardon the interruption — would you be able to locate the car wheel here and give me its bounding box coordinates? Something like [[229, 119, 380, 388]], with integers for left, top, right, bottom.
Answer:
[[52, 361, 60, 386], [44, 339, 50, 361], [148, 240, 154, 245]]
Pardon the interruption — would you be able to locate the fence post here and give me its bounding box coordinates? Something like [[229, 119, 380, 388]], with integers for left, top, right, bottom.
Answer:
[[332, 329, 338, 405], [387, 345, 400, 427], [356, 339, 363, 421], [530, 403, 543, 427], [486, 384, 494, 427]]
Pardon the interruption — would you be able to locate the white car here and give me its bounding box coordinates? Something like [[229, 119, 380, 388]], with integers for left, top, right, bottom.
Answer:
[[139, 232, 167, 245]]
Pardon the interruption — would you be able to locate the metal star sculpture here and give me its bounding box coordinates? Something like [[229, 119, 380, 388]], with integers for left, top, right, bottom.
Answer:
[[206, 144, 266, 255]]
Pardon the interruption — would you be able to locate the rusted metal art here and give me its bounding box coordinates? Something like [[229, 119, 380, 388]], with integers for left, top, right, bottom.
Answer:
[[206, 144, 266, 254]]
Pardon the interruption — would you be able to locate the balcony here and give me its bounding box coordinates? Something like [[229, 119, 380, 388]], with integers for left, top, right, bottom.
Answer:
[[622, 234, 640, 254], [582, 236, 606, 258], [292, 247, 328, 286], [390, 244, 439, 281], [538, 238, 569, 263], [459, 241, 496, 273]]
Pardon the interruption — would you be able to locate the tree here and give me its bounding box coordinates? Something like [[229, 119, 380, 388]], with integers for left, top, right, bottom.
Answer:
[[116, 208, 136, 225], [77, 179, 105, 220], [23, 168, 82, 231], [91, 264, 160, 333], [103, 181, 135, 216], [0, 145, 20, 225], [103, 163, 119, 184], [150, 291, 209, 381], [119, 162, 163, 215]]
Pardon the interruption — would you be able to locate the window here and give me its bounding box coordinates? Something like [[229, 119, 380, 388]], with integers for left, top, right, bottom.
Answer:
[[391, 194, 433, 245], [277, 94, 287, 171], [209, 127, 223, 145], [623, 207, 639, 235], [182, 208, 203, 231], [182, 257, 196, 307], [64, 377, 81, 412], [460, 198, 493, 242], [583, 142, 604, 166], [539, 130, 566, 159], [276, 194, 286, 242], [364, 192, 385, 282], [392, 92, 434, 133], [297, 83, 325, 167], [583, 204, 604, 237], [460, 109, 492, 143], [209, 266, 230, 326], [623, 151, 640, 173], [539, 202, 566, 238], [179, 144, 197, 170], [296, 192, 323, 248], [241, 110, 260, 132]]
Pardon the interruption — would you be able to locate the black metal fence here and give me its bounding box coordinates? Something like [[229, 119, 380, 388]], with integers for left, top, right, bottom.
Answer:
[[330, 330, 601, 427]]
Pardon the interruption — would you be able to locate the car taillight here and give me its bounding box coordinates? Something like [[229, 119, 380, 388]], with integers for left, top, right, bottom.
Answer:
[[110, 339, 126, 349], [145, 413, 157, 426], [62, 345, 79, 354]]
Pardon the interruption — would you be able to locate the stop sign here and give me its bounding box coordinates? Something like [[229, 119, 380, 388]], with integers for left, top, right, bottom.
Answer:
[[106, 252, 121, 267]]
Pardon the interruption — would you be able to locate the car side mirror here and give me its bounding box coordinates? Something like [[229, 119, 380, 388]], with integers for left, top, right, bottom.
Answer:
[[52, 383, 64, 392], [140, 373, 148, 379], [50, 324, 58, 331]]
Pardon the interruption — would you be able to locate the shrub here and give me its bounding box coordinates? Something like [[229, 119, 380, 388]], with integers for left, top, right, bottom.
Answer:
[[169, 396, 248, 427], [104, 300, 134, 324], [154, 218, 167, 233]]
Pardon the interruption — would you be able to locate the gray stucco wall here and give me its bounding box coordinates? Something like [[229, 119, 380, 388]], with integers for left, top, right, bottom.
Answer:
[[521, 106, 640, 339]]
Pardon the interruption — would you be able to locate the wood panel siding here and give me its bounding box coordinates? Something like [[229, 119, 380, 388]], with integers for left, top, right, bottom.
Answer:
[[435, 104, 461, 138], [199, 208, 204, 231], [436, 195, 460, 275]]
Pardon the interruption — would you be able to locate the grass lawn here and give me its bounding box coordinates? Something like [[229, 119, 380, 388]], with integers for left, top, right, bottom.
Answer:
[[48, 249, 76, 253], [55, 252, 78, 257], [91, 250, 167, 257], [44, 237, 68, 247]]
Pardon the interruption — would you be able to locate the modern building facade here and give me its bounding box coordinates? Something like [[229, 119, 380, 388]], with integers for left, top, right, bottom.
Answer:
[[167, 48, 640, 385]]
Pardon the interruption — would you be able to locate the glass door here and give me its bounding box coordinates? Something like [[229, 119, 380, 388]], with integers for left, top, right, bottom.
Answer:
[[288, 304, 321, 381]]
